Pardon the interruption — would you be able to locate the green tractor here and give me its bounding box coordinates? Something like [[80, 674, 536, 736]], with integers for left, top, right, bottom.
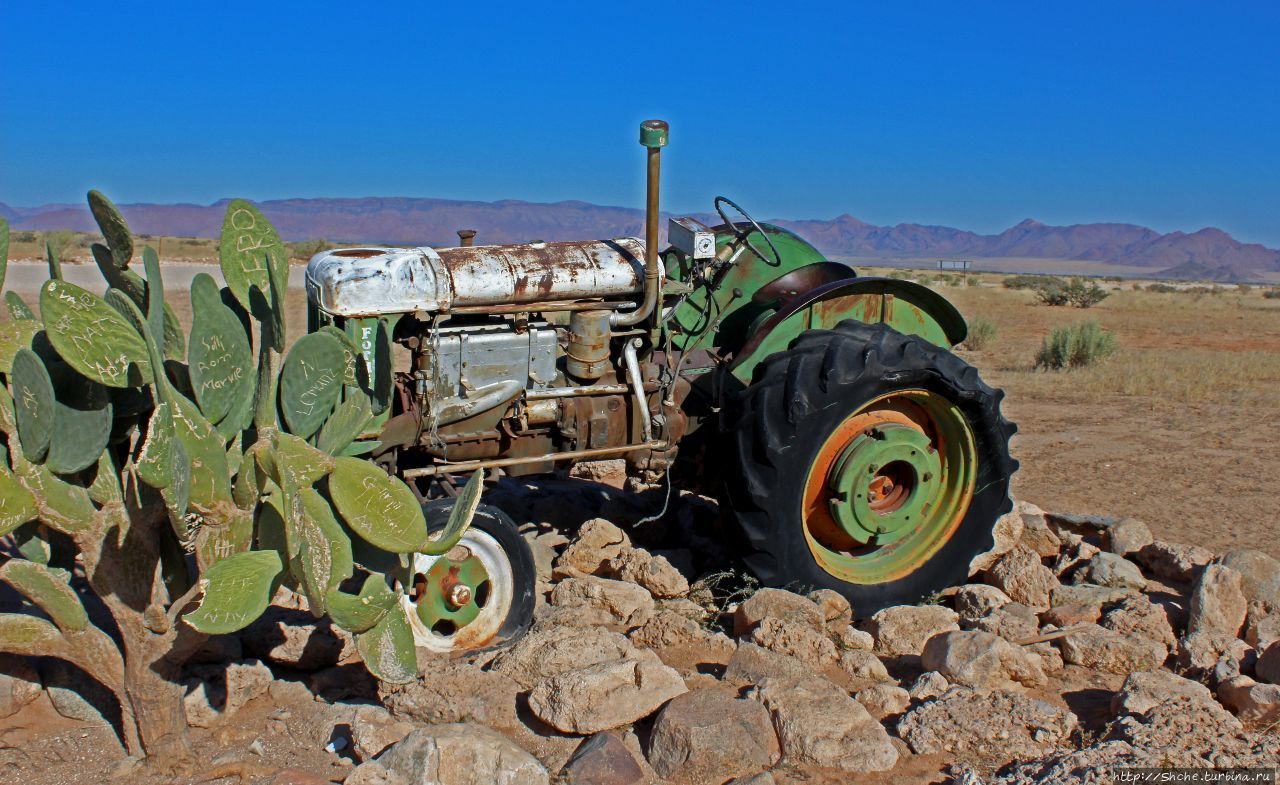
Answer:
[[303, 120, 1018, 652]]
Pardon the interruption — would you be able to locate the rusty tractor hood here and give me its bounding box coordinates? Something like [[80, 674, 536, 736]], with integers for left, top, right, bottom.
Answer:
[[305, 238, 647, 317]]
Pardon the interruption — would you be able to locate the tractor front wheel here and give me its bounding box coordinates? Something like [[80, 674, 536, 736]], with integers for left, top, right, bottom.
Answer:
[[401, 501, 536, 653], [725, 321, 1017, 612]]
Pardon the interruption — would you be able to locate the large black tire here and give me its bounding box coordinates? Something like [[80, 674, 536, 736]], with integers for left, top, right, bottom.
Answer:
[[723, 321, 1017, 612], [410, 501, 536, 652]]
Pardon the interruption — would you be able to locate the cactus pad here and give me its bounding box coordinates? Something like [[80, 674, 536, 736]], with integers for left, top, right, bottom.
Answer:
[[0, 559, 89, 633], [317, 396, 373, 456], [188, 274, 253, 425], [136, 403, 177, 489], [0, 218, 7, 291], [355, 604, 416, 684], [0, 469, 38, 537], [44, 366, 113, 475], [271, 432, 336, 487], [0, 320, 40, 375], [87, 190, 133, 268], [219, 199, 286, 314], [142, 247, 167, 355], [40, 279, 151, 388], [328, 457, 429, 553], [5, 292, 35, 321], [293, 488, 354, 614], [10, 348, 54, 463], [326, 574, 398, 634], [279, 331, 345, 439], [183, 550, 283, 635]]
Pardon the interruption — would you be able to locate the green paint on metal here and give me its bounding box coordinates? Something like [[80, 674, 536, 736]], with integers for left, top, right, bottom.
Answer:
[[802, 390, 977, 585], [729, 283, 963, 385], [664, 224, 826, 353], [826, 424, 942, 545], [414, 550, 487, 632]]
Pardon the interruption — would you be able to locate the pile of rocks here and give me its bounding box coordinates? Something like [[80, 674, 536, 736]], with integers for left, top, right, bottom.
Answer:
[[10, 489, 1280, 784], [335, 501, 1280, 784]]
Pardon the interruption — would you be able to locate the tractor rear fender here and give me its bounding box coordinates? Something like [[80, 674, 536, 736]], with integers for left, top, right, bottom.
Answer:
[[728, 276, 968, 385]]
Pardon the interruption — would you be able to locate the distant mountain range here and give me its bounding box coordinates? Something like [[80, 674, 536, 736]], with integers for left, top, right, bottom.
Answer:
[[3, 197, 1277, 281]]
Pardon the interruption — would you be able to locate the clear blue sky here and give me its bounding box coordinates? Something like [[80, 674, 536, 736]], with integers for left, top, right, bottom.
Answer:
[[3, 1, 1278, 245]]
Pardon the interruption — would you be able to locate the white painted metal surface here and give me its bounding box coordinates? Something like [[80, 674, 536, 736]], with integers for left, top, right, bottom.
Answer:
[[305, 238, 646, 317]]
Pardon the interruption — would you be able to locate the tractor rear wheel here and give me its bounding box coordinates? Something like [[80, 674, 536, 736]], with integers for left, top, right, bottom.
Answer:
[[724, 321, 1017, 612]]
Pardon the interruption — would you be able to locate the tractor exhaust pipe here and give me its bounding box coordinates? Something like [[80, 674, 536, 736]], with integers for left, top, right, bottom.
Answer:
[[612, 119, 668, 328], [457, 229, 476, 247]]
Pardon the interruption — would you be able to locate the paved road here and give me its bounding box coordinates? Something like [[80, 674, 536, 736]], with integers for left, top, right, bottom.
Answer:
[[4, 260, 307, 293]]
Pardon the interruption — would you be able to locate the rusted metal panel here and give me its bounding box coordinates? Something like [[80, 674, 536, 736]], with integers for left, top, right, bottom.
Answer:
[[305, 239, 647, 317]]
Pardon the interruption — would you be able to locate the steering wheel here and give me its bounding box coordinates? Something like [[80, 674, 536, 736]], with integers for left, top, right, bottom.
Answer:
[[715, 196, 782, 268]]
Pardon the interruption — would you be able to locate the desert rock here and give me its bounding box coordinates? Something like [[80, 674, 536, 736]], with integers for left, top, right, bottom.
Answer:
[[1075, 552, 1147, 592], [865, 604, 960, 658], [608, 547, 690, 599], [1057, 624, 1166, 674], [922, 630, 1047, 690], [986, 546, 1058, 610], [1110, 670, 1216, 716], [897, 688, 1078, 761], [1188, 564, 1248, 638], [732, 588, 824, 637], [378, 724, 549, 785], [550, 575, 655, 629], [751, 677, 898, 773], [648, 688, 781, 784], [527, 649, 687, 734]]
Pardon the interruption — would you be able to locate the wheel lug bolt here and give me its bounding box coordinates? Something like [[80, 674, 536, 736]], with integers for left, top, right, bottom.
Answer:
[[447, 584, 472, 609]]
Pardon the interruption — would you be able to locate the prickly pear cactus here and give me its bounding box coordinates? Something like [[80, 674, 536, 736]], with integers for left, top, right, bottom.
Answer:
[[0, 193, 480, 761]]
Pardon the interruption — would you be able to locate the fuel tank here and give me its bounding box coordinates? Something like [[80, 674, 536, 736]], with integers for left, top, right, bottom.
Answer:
[[305, 238, 646, 317]]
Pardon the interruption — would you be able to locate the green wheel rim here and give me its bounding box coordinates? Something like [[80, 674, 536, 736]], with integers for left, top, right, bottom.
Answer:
[[801, 389, 977, 584], [413, 548, 489, 633]]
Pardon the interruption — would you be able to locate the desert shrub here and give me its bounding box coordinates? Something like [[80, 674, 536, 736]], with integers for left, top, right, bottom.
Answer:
[[1146, 283, 1178, 293], [962, 317, 997, 350], [1035, 277, 1109, 308], [1067, 279, 1110, 308], [289, 238, 335, 259], [1003, 274, 1058, 290], [42, 229, 76, 258], [1237, 284, 1252, 294], [966, 276, 981, 287], [1035, 320, 1117, 370], [1264, 289, 1280, 299], [884, 270, 913, 281]]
